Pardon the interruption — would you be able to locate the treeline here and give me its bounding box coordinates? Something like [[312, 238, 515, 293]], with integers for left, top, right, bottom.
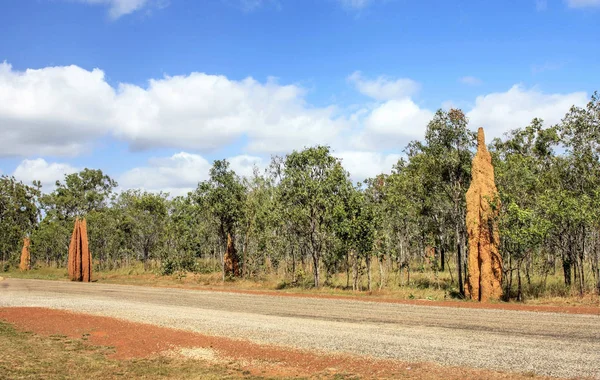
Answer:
[[1, 94, 600, 299]]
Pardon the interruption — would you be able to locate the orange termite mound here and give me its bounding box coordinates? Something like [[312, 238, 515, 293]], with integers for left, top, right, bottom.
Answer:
[[465, 128, 502, 302], [18, 237, 31, 271], [67, 218, 92, 282], [223, 233, 240, 277]]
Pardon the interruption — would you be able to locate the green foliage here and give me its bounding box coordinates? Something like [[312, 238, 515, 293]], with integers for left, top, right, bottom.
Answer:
[[0, 176, 40, 263], [116, 190, 169, 268], [41, 168, 117, 220], [194, 159, 246, 241], [279, 146, 352, 287]]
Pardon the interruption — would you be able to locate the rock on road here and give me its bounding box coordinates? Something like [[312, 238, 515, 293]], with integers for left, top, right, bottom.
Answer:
[[1, 278, 599, 378]]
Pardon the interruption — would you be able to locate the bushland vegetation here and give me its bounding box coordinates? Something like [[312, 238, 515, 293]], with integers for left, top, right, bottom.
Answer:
[[2, 94, 600, 302]]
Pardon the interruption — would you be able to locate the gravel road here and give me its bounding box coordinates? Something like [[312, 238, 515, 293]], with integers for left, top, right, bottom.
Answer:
[[1, 278, 599, 378]]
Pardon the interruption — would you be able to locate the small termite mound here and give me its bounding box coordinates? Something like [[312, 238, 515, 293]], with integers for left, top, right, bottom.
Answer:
[[19, 237, 31, 271], [223, 233, 240, 278], [465, 128, 502, 302], [67, 218, 92, 282]]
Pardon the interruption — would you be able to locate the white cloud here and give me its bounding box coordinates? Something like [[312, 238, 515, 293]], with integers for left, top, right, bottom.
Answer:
[[338, 0, 373, 10], [352, 84, 587, 151], [114, 73, 346, 154], [348, 71, 420, 100], [119, 152, 211, 196], [119, 150, 395, 193], [0, 62, 115, 157], [118, 152, 264, 196], [467, 85, 588, 140], [335, 151, 402, 182], [72, 0, 166, 19], [13, 158, 78, 191], [351, 98, 434, 150], [228, 155, 264, 178], [566, 0, 600, 8], [0, 62, 590, 166], [0, 62, 346, 157], [459, 76, 483, 86]]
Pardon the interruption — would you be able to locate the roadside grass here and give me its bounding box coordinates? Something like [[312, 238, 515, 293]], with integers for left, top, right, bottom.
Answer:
[[3, 261, 599, 307], [0, 321, 275, 379]]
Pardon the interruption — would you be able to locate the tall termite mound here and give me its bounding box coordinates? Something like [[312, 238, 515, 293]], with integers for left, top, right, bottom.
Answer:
[[19, 238, 31, 271], [465, 128, 502, 302], [223, 233, 240, 277], [68, 218, 92, 282]]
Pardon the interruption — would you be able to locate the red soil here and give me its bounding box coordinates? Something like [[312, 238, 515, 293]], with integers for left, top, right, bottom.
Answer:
[[0, 307, 546, 379]]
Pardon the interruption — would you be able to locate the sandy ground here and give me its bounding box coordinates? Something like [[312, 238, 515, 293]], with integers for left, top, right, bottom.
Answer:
[[1, 278, 599, 379]]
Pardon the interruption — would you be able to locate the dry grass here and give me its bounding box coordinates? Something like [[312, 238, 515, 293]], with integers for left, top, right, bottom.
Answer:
[[3, 260, 599, 308]]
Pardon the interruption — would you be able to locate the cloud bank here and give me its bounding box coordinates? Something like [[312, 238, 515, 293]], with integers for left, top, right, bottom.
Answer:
[[1, 62, 589, 194]]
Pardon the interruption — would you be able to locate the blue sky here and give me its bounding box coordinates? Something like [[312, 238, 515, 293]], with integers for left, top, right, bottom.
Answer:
[[0, 0, 599, 194]]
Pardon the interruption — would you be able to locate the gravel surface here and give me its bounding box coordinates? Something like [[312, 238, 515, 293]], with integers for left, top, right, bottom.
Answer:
[[1, 278, 599, 378]]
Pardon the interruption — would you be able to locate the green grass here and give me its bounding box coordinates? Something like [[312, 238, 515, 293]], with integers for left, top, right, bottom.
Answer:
[[2, 265, 71, 281]]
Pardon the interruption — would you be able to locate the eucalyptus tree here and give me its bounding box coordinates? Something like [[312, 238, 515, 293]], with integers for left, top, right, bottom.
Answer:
[[382, 160, 426, 284], [166, 195, 207, 272], [41, 169, 117, 220], [86, 207, 123, 270], [405, 109, 475, 294], [550, 93, 600, 292], [0, 176, 40, 265], [192, 159, 246, 277], [279, 146, 352, 287], [491, 120, 556, 299], [116, 190, 169, 270], [31, 169, 118, 267], [240, 167, 282, 277]]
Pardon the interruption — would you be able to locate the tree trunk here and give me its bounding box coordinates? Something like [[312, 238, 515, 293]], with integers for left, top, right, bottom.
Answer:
[[221, 243, 225, 282], [456, 223, 464, 296], [352, 250, 359, 291], [312, 252, 320, 288], [398, 240, 405, 286], [346, 250, 350, 289], [563, 255, 572, 286], [242, 228, 250, 278], [366, 254, 372, 292], [143, 246, 149, 271], [378, 255, 385, 290], [592, 240, 600, 295], [440, 246, 445, 272], [525, 252, 532, 286], [291, 245, 297, 284], [505, 254, 513, 301], [517, 259, 523, 302], [446, 251, 454, 284]]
